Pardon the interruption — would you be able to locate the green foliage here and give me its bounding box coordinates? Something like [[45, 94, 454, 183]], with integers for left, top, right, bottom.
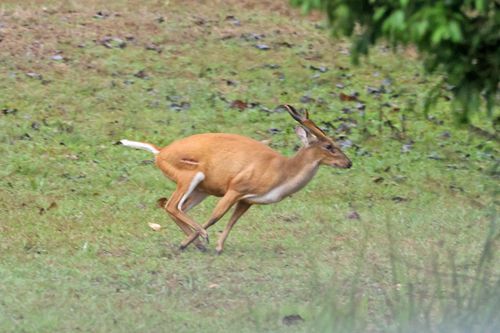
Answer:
[[291, 0, 500, 122]]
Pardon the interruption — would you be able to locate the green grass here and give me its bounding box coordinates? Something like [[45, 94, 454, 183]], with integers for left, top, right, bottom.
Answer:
[[0, 1, 498, 332]]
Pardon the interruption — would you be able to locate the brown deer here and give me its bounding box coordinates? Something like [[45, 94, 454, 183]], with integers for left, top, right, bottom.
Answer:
[[120, 105, 351, 253]]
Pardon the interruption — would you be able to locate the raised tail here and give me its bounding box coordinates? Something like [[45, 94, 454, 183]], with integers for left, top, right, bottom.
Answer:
[[119, 139, 160, 155]]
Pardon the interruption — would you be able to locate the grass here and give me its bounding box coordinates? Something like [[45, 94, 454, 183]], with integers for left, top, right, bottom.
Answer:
[[0, 0, 498, 332]]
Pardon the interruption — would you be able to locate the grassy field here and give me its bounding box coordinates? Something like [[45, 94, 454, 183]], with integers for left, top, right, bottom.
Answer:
[[0, 1, 498, 332]]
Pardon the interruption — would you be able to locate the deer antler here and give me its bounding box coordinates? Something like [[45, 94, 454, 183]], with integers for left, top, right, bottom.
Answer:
[[282, 104, 328, 140]]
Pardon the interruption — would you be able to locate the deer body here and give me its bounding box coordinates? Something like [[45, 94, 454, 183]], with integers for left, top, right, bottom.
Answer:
[[120, 105, 351, 253], [157, 133, 321, 203]]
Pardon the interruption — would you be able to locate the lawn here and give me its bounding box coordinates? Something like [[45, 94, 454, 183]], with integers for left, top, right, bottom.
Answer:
[[0, 1, 498, 332]]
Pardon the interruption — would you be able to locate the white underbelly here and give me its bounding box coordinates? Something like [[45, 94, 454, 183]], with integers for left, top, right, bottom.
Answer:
[[243, 164, 319, 204], [243, 186, 287, 204]]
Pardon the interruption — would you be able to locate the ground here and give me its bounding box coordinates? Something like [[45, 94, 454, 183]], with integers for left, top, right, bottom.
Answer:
[[0, 1, 498, 332]]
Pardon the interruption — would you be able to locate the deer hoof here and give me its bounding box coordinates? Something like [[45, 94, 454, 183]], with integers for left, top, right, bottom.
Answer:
[[199, 230, 209, 244], [195, 242, 207, 252]]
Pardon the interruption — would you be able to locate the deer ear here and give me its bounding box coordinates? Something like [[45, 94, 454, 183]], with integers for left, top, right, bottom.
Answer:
[[295, 126, 315, 147]]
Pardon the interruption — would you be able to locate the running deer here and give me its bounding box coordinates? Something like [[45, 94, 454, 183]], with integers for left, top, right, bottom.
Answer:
[[120, 105, 351, 253]]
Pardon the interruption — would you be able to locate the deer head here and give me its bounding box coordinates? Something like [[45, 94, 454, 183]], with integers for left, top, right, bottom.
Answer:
[[283, 104, 352, 169]]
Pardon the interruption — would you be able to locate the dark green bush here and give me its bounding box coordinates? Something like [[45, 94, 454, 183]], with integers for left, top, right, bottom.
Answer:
[[291, 0, 499, 122]]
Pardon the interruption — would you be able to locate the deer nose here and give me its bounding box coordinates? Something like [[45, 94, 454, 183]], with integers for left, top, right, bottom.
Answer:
[[346, 160, 352, 169]]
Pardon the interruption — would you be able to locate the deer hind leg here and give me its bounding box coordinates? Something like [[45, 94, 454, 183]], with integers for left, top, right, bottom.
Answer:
[[181, 190, 209, 251], [180, 190, 242, 250], [182, 190, 208, 212], [165, 172, 209, 241], [216, 201, 251, 254], [159, 190, 209, 250], [158, 197, 194, 237]]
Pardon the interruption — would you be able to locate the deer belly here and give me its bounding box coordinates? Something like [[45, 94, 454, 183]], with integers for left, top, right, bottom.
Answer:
[[243, 182, 296, 204], [243, 164, 319, 204], [244, 189, 284, 204]]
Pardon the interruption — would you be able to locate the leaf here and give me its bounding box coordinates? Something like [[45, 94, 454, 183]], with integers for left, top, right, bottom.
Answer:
[[145, 43, 162, 53], [346, 211, 361, 220], [170, 101, 190, 111], [26, 72, 42, 80], [255, 44, 270, 50], [275, 41, 293, 48], [309, 65, 328, 73], [134, 70, 148, 79], [260, 139, 271, 146], [31, 121, 41, 130], [341, 107, 353, 114], [99, 37, 127, 49], [392, 196, 408, 203], [401, 143, 413, 153], [366, 86, 382, 94], [148, 223, 161, 231], [374, 7, 386, 22], [475, 0, 486, 13], [448, 21, 463, 42], [392, 10, 405, 30], [282, 314, 304, 326], [193, 16, 206, 26], [225, 15, 240, 26], [230, 100, 248, 110], [381, 77, 392, 86], [440, 131, 451, 139], [428, 152, 442, 160], [338, 139, 353, 148], [300, 95, 315, 103], [93, 11, 110, 19], [39, 202, 58, 215], [339, 92, 357, 102], [47, 202, 58, 211], [240, 33, 265, 41], [383, 10, 405, 34], [431, 26, 447, 45], [268, 128, 281, 135], [224, 79, 237, 86], [2, 108, 17, 115], [263, 63, 280, 69], [415, 21, 429, 39], [355, 102, 366, 110], [19, 133, 32, 141]]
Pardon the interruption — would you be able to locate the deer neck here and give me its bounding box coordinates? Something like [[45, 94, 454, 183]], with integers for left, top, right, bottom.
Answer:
[[283, 147, 321, 189], [246, 147, 320, 204]]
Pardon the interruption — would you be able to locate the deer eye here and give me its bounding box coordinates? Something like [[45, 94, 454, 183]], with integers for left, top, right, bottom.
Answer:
[[324, 144, 334, 151]]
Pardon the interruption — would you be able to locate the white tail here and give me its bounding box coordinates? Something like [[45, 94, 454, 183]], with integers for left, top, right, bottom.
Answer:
[[120, 139, 160, 155]]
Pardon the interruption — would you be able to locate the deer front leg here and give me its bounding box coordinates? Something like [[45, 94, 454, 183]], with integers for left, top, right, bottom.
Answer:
[[216, 201, 251, 254], [180, 190, 242, 250]]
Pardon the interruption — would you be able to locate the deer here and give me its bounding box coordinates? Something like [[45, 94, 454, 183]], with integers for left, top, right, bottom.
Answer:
[[119, 104, 352, 254]]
